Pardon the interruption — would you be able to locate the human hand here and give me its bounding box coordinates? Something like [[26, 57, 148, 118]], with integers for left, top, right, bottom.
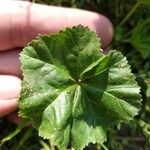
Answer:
[[0, 1, 113, 123]]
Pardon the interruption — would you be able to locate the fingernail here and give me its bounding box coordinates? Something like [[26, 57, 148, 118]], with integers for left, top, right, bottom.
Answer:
[[0, 99, 18, 117], [0, 75, 21, 99]]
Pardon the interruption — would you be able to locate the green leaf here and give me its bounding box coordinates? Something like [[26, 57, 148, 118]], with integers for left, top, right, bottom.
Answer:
[[138, 0, 150, 6], [130, 19, 150, 59], [19, 25, 142, 150]]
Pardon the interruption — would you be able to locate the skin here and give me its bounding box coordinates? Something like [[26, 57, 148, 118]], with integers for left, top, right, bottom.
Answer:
[[0, 1, 113, 124]]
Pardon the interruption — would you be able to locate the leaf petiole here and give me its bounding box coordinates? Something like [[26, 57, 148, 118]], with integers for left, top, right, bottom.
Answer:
[[117, 2, 140, 27]]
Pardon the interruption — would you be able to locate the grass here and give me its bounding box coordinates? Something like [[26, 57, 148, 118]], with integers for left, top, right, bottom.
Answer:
[[0, 0, 150, 149]]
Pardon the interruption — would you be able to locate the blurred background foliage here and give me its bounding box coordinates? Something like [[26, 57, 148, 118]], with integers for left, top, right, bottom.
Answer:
[[0, 0, 150, 149]]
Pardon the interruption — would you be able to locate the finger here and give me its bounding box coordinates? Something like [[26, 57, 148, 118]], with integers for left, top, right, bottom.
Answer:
[[0, 48, 21, 76], [0, 75, 21, 99], [0, 75, 21, 117], [0, 1, 113, 51], [0, 99, 18, 117]]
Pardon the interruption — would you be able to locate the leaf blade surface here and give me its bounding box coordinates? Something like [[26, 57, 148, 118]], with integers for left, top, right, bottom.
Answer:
[[19, 25, 142, 149]]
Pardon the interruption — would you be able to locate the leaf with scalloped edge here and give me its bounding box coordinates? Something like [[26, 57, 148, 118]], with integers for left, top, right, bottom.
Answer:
[[19, 25, 142, 150]]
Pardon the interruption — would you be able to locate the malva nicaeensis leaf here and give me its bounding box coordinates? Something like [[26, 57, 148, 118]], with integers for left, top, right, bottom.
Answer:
[[19, 25, 142, 150]]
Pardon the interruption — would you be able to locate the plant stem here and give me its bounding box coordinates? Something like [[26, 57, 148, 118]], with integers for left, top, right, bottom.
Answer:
[[15, 128, 33, 150], [122, 39, 130, 43], [118, 2, 140, 27], [50, 142, 55, 150], [0, 120, 28, 146], [101, 144, 108, 150]]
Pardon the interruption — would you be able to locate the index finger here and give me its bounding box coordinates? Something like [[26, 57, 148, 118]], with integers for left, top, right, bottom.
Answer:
[[0, 1, 113, 51]]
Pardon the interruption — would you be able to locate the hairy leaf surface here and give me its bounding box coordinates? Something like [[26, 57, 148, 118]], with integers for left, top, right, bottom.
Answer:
[[19, 25, 142, 150]]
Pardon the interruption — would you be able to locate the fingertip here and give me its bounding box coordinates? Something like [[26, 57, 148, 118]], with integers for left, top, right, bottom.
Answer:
[[65, 9, 114, 48], [94, 15, 113, 48]]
